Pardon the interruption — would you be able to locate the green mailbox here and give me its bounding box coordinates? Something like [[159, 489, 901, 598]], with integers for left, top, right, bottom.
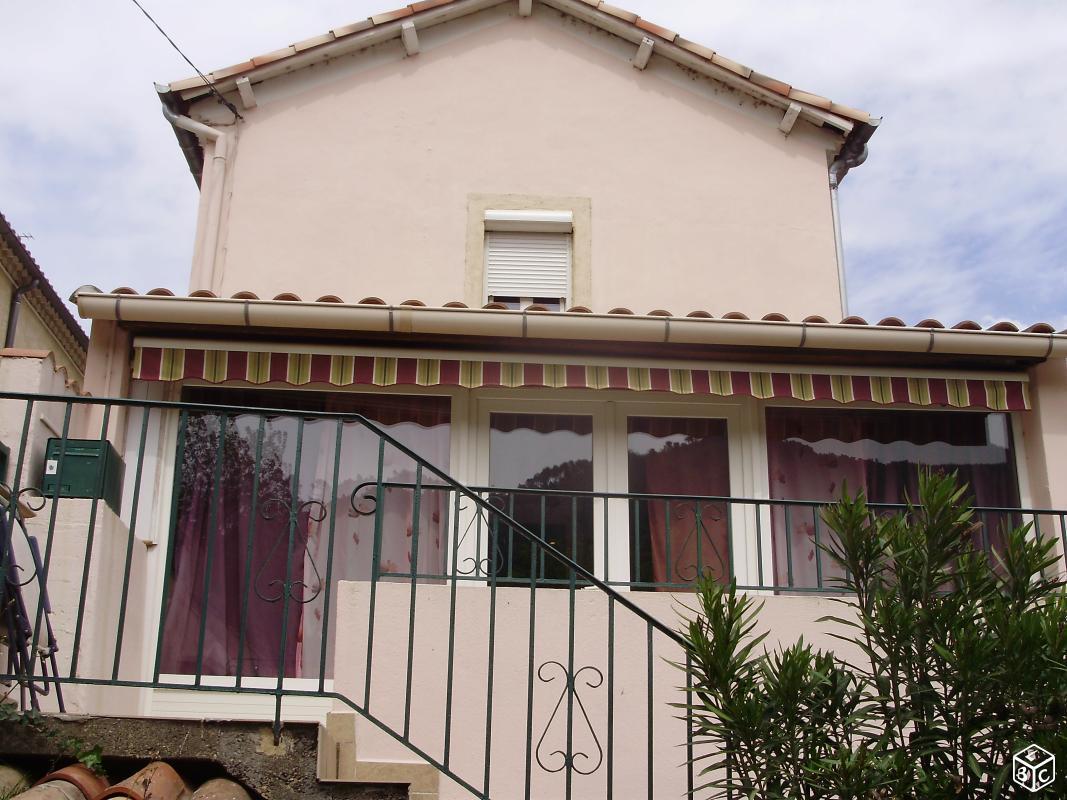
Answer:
[[42, 438, 124, 513]]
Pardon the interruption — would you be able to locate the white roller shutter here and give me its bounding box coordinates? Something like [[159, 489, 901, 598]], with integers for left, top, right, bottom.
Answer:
[[485, 231, 571, 300]]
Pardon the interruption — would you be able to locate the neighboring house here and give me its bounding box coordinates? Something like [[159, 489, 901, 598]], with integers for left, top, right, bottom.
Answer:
[[0, 212, 86, 494], [0, 212, 86, 384], [3, 3, 1065, 800]]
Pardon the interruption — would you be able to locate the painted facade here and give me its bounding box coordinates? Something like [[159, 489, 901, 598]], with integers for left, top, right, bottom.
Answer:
[[4, 2, 1066, 799]]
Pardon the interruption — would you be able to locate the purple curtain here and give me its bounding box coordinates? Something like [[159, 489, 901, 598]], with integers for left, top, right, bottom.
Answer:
[[159, 415, 305, 677], [765, 408, 1020, 590], [628, 417, 731, 588], [159, 393, 452, 679]]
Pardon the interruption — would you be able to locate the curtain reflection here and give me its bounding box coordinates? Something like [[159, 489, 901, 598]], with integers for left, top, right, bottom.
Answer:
[[627, 417, 731, 589], [159, 389, 450, 679], [766, 408, 1020, 590]]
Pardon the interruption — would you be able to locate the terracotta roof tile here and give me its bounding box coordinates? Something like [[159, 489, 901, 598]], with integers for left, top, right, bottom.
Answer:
[[293, 32, 337, 52], [675, 37, 715, 61], [252, 46, 298, 67], [163, 0, 875, 129], [634, 18, 678, 42], [710, 52, 752, 79], [597, 3, 639, 24], [81, 289, 1066, 338], [331, 19, 374, 37], [788, 89, 832, 111], [208, 60, 257, 81], [370, 7, 414, 25], [749, 71, 791, 96], [411, 0, 454, 12], [829, 102, 871, 123]]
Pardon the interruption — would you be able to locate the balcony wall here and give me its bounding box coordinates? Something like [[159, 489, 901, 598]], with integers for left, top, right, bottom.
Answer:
[[332, 580, 861, 800]]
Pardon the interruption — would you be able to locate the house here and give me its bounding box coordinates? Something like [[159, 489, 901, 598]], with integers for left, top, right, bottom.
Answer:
[[3, 2, 1065, 799], [0, 211, 86, 503]]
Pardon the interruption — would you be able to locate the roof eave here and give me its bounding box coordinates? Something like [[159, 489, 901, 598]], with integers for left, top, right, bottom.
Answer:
[[73, 292, 1066, 363], [162, 0, 874, 138], [156, 83, 205, 186]]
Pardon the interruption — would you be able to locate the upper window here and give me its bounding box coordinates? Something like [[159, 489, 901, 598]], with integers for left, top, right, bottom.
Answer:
[[484, 210, 573, 310]]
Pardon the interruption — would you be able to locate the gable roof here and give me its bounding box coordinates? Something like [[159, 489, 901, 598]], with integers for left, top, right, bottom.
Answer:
[[158, 0, 879, 182], [0, 212, 88, 373]]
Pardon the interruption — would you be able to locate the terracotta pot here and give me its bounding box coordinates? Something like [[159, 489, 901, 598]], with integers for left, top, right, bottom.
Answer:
[[28, 764, 109, 800], [190, 779, 251, 800], [91, 762, 191, 800]]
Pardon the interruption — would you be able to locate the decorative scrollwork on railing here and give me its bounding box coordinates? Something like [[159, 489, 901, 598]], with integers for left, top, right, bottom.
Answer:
[[454, 492, 507, 577], [671, 501, 727, 582], [349, 481, 379, 518], [254, 498, 327, 604], [535, 660, 605, 775]]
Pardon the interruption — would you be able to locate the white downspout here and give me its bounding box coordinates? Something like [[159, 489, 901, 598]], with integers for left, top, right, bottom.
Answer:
[[161, 107, 228, 292], [828, 144, 869, 319], [829, 174, 848, 318]]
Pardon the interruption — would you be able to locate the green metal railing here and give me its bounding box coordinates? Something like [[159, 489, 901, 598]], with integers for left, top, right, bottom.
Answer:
[[1, 391, 1063, 800], [0, 392, 701, 800], [353, 481, 1067, 594]]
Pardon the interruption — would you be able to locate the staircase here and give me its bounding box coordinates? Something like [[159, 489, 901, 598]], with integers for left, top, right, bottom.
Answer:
[[0, 392, 699, 800]]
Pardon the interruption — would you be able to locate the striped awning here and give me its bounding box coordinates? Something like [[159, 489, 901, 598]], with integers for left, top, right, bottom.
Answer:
[[131, 346, 1031, 410]]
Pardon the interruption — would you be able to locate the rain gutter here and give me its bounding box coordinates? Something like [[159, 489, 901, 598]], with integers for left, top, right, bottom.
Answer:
[[73, 292, 1067, 361]]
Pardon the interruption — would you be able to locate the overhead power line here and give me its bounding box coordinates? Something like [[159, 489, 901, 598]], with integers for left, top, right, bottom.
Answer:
[[128, 0, 243, 120]]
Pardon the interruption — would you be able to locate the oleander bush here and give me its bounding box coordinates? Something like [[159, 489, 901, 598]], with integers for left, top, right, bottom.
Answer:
[[680, 471, 1067, 799]]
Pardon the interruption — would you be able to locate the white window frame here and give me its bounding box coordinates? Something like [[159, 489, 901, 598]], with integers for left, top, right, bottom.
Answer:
[[132, 382, 469, 720], [470, 392, 758, 588]]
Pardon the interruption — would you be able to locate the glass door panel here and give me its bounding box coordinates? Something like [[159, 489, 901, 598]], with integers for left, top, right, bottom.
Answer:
[[488, 413, 594, 584], [627, 417, 731, 589]]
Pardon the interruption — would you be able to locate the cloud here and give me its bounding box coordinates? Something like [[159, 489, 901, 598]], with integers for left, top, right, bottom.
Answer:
[[3, 0, 1066, 328]]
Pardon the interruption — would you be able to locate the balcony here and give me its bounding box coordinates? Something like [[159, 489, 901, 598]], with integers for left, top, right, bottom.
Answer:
[[1, 391, 1064, 800]]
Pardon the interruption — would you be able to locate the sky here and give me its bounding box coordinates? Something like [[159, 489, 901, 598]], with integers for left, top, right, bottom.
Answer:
[[2, 1, 1066, 330]]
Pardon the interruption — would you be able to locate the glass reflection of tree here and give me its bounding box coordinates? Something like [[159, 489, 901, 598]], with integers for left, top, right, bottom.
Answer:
[[489, 458, 594, 582]]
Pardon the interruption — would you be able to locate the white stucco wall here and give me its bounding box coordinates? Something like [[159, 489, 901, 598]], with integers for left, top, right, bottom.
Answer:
[[331, 580, 859, 800], [189, 5, 845, 319]]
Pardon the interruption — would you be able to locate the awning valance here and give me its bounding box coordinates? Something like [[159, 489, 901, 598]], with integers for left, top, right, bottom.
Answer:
[[131, 346, 1031, 411]]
